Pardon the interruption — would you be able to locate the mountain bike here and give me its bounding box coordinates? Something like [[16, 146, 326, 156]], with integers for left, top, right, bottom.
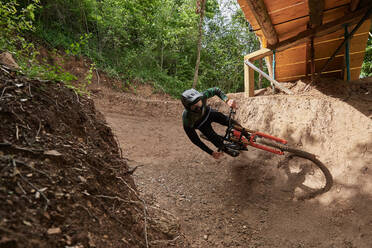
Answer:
[[215, 108, 333, 200]]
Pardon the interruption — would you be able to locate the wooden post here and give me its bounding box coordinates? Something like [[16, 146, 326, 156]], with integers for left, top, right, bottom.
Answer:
[[305, 23, 310, 78], [344, 24, 351, 81], [305, 40, 309, 77], [266, 56, 273, 78], [258, 59, 263, 88], [310, 36, 315, 81], [271, 50, 276, 92], [244, 56, 255, 97]]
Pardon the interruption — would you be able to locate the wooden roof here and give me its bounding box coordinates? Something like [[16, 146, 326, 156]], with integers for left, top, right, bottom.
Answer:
[[238, 0, 371, 82]]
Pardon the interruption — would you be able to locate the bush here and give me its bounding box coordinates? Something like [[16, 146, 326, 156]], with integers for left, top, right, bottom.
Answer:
[[0, 0, 88, 94], [361, 37, 372, 78]]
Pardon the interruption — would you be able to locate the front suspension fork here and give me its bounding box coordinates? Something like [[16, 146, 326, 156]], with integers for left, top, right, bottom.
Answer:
[[232, 130, 287, 155]]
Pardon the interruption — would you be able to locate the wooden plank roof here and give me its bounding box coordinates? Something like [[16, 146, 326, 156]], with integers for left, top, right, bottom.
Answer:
[[238, 0, 371, 82]]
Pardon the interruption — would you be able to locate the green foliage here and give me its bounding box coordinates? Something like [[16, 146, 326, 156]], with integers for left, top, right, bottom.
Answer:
[[33, 0, 201, 96], [31, 0, 264, 97], [22, 62, 77, 83], [85, 63, 95, 85], [0, 0, 89, 96], [200, 4, 260, 92], [0, 0, 39, 55], [66, 33, 92, 57], [4, 0, 371, 98], [361, 36, 372, 78]]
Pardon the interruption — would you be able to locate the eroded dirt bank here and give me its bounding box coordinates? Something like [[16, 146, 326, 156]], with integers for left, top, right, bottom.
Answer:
[[0, 66, 185, 248], [93, 78, 372, 247]]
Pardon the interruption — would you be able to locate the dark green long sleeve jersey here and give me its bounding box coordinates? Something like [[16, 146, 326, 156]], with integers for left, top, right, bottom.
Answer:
[[182, 87, 228, 154]]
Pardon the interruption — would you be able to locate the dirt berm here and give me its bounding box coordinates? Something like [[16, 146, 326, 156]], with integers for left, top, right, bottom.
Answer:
[[93, 77, 372, 247], [210, 78, 372, 246], [234, 79, 372, 202]]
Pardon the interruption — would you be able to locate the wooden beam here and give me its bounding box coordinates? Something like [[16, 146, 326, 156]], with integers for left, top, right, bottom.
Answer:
[[350, 0, 360, 11], [265, 56, 273, 78], [268, 7, 370, 53], [258, 59, 263, 88], [244, 60, 293, 95], [244, 59, 255, 97], [244, 0, 278, 46], [245, 7, 370, 62], [308, 0, 324, 27], [245, 48, 272, 61]]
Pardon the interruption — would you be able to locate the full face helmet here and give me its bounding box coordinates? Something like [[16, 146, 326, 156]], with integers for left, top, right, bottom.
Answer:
[[181, 89, 203, 109]]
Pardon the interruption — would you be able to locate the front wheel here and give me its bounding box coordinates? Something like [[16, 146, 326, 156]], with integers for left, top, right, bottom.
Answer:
[[258, 139, 333, 200]]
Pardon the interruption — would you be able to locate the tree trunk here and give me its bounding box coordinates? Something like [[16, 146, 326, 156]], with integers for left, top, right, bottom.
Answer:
[[160, 41, 164, 71], [192, 0, 206, 88]]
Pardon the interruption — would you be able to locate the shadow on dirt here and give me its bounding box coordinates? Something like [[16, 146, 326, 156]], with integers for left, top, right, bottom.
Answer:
[[224, 135, 371, 206], [227, 149, 332, 203], [228, 122, 332, 198]]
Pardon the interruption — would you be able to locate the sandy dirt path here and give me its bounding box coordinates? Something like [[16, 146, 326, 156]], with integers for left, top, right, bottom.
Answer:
[[93, 84, 372, 248]]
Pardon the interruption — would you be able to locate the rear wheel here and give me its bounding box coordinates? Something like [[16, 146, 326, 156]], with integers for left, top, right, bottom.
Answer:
[[258, 139, 333, 200]]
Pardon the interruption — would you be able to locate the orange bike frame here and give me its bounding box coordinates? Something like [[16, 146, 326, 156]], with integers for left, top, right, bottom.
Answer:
[[232, 130, 287, 155]]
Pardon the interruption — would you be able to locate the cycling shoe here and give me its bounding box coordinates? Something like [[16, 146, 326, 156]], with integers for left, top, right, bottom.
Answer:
[[223, 146, 240, 157]]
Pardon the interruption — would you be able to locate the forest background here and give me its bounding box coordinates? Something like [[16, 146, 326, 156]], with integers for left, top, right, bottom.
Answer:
[[1, 0, 371, 97]]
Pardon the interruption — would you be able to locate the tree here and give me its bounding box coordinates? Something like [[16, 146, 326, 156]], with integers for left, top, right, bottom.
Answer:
[[361, 34, 372, 78], [192, 0, 207, 88], [29, 0, 266, 96]]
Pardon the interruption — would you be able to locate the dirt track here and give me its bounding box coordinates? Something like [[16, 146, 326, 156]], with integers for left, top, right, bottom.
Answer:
[[93, 79, 372, 247]]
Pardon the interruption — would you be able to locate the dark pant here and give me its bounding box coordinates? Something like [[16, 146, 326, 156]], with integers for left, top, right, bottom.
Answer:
[[197, 109, 234, 150]]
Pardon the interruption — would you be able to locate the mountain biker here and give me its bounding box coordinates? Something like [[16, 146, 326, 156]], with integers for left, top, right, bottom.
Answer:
[[181, 87, 248, 159]]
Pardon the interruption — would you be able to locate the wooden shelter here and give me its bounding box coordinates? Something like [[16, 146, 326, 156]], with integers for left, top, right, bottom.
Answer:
[[238, 0, 371, 96]]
